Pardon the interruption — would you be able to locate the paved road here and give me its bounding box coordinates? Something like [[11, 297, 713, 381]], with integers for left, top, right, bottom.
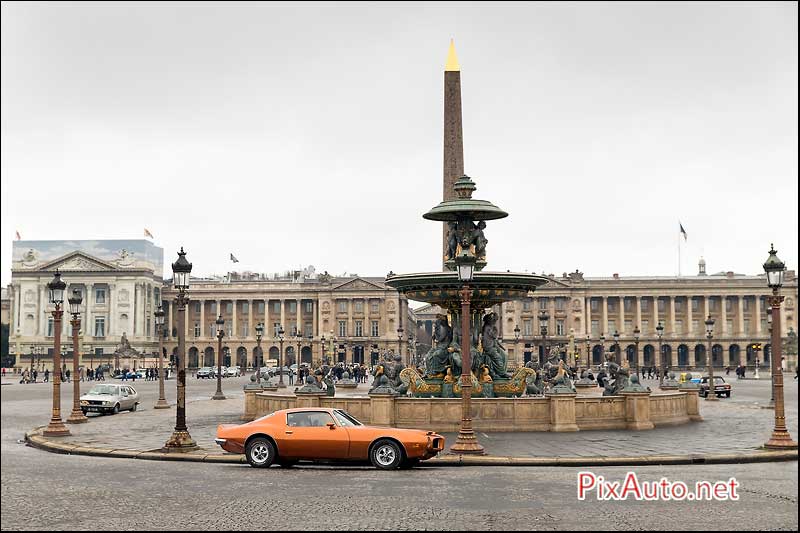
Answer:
[[2, 374, 798, 530]]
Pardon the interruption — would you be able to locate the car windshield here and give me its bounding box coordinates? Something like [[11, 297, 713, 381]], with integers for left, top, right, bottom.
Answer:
[[333, 410, 363, 427], [89, 385, 117, 395]]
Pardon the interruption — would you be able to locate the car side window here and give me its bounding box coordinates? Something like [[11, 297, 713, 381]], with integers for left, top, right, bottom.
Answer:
[[287, 412, 335, 427], [122, 388, 129, 396]]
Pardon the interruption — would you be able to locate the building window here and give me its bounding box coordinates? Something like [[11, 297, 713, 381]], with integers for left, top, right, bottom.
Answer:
[[209, 322, 216, 337], [608, 300, 615, 312], [257, 301, 265, 314], [95, 288, 106, 304], [304, 323, 312, 337], [624, 320, 632, 333], [591, 299, 598, 311], [641, 299, 649, 311], [675, 299, 682, 312], [743, 319, 750, 333], [355, 321, 363, 337], [195, 302, 201, 313], [226, 302, 233, 314], [146, 318, 151, 336], [286, 301, 295, 314], [692, 320, 699, 333], [675, 320, 683, 335], [273, 322, 281, 337], [624, 298, 632, 312], [338, 300, 347, 313], [591, 320, 599, 336], [641, 320, 649, 334], [371, 321, 379, 337], [339, 320, 347, 337], [273, 301, 281, 314], [47, 317, 54, 337], [657, 299, 665, 312], [692, 298, 699, 311], [523, 299, 531, 311], [242, 302, 249, 314], [523, 319, 532, 336], [556, 320, 565, 336], [211, 301, 217, 315], [726, 320, 734, 334], [539, 298, 548, 310], [608, 320, 616, 334], [709, 299, 716, 311], [555, 298, 565, 311], [227, 323, 233, 337], [305, 301, 313, 313], [94, 317, 106, 337], [354, 300, 363, 313], [743, 298, 750, 311], [242, 321, 249, 337], [194, 323, 201, 337], [725, 299, 733, 312], [371, 301, 379, 314]]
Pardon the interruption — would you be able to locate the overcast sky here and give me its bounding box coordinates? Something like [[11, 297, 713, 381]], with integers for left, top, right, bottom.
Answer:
[[2, 2, 797, 288]]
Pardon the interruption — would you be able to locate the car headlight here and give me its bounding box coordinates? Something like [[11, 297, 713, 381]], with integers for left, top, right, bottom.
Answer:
[[103, 401, 112, 406], [80, 400, 88, 406]]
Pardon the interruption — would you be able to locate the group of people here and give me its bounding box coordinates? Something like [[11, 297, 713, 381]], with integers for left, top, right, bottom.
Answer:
[[329, 363, 370, 383]]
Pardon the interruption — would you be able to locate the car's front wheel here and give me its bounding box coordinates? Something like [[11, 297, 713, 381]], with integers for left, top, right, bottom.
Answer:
[[370, 439, 403, 470], [113, 403, 120, 414], [246, 437, 276, 468], [130, 403, 137, 412]]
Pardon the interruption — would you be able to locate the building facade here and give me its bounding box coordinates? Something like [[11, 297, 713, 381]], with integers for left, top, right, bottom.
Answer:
[[415, 261, 799, 372], [8, 240, 164, 372], [160, 271, 416, 369]]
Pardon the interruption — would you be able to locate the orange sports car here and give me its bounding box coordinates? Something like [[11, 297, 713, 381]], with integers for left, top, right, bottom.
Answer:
[[215, 408, 445, 469]]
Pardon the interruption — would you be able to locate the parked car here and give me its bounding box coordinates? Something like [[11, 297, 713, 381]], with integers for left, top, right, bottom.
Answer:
[[80, 384, 140, 415], [225, 366, 241, 377], [699, 376, 731, 398], [215, 408, 445, 470], [197, 367, 214, 379], [113, 370, 143, 380]]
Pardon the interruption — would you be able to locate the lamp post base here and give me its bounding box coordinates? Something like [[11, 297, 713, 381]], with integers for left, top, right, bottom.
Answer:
[[449, 428, 486, 455], [211, 392, 226, 400], [161, 430, 198, 452], [66, 409, 89, 424], [765, 430, 798, 450], [276, 382, 287, 388], [704, 395, 719, 402], [154, 399, 171, 409], [43, 419, 71, 437]]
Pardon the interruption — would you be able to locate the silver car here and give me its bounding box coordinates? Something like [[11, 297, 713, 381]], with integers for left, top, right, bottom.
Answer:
[[80, 384, 140, 415]]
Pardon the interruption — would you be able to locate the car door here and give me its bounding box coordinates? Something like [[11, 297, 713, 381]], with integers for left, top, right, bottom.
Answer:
[[280, 411, 349, 460], [128, 386, 139, 405], [119, 387, 130, 409]]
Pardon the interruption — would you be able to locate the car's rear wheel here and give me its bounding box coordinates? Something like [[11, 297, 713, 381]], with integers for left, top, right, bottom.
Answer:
[[725, 392, 731, 398], [246, 437, 276, 468], [113, 404, 120, 414], [130, 403, 137, 412], [370, 439, 403, 470]]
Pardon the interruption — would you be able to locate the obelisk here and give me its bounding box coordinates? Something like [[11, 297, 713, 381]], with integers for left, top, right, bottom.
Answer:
[[443, 39, 464, 269]]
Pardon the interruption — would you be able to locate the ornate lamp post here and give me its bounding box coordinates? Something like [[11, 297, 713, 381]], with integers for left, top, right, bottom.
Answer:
[[212, 314, 226, 400], [513, 324, 520, 368], [449, 250, 484, 455], [585, 334, 591, 371], [162, 247, 198, 451], [656, 322, 664, 385], [763, 245, 797, 449], [254, 323, 263, 385], [295, 331, 303, 381], [154, 305, 169, 409], [612, 330, 621, 365], [633, 325, 641, 374], [538, 309, 549, 364], [397, 326, 404, 365], [66, 289, 88, 424], [29, 346, 35, 376], [320, 334, 327, 366], [599, 333, 606, 364], [44, 270, 70, 437], [767, 307, 774, 406], [277, 325, 286, 388], [704, 315, 718, 402]]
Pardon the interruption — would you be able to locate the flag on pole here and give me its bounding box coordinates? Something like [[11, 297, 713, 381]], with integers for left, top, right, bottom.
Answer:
[[230, 253, 239, 263], [144, 228, 154, 239], [15, 230, 21, 241], [679, 222, 687, 241]]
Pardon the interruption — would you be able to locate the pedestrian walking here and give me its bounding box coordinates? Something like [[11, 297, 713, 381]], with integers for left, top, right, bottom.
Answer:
[[65, 369, 71, 383], [43, 369, 48, 382]]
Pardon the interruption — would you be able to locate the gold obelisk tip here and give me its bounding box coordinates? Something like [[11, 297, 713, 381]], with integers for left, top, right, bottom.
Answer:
[[445, 39, 460, 71]]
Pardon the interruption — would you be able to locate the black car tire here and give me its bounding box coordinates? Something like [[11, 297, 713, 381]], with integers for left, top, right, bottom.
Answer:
[[130, 403, 137, 412], [725, 391, 731, 398], [245, 437, 276, 468], [113, 404, 120, 414], [81, 409, 88, 416], [370, 439, 403, 470]]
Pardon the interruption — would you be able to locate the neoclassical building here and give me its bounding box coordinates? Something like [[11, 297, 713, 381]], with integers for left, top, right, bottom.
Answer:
[[8, 240, 165, 371], [415, 259, 798, 372], [160, 270, 415, 369]]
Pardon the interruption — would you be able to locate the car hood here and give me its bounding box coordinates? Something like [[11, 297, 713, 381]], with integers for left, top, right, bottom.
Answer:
[[80, 393, 119, 401]]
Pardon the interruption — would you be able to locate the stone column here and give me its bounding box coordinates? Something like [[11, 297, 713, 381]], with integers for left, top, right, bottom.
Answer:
[[232, 298, 238, 338], [38, 285, 45, 336], [653, 296, 660, 332], [312, 300, 318, 337], [585, 297, 591, 335], [687, 296, 693, 335], [200, 300, 206, 339], [348, 299, 354, 341], [168, 301, 174, 339], [601, 296, 608, 335], [133, 284, 140, 336], [618, 297, 625, 334], [108, 283, 115, 337], [721, 296, 728, 336], [442, 43, 464, 266], [548, 297, 556, 335], [635, 296, 642, 331], [280, 299, 286, 332], [703, 295, 709, 321], [297, 298, 302, 336], [737, 296, 745, 336], [248, 299, 254, 338], [669, 296, 676, 336], [755, 295, 762, 335], [85, 283, 93, 340]]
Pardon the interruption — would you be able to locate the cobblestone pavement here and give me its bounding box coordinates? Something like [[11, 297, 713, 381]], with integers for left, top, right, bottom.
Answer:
[[2, 374, 798, 530]]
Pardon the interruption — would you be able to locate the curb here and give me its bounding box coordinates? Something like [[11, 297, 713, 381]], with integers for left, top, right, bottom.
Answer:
[[24, 427, 798, 467]]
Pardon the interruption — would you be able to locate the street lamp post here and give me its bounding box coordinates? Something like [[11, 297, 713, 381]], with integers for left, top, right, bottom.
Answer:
[[613, 330, 621, 366], [162, 248, 198, 451], [767, 307, 775, 406], [705, 315, 718, 402], [633, 326, 641, 375], [538, 309, 549, 365], [320, 334, 327, 367], [656, 322, 664, 386], [277, 325, 286, 388], [513, 324, 520, 368], [43, 270, 70, 437], [449, 251, 484, 455], [763, 245, 797, 449], [397, 327, 404, 365], [255, 323, 263, 385], [599, 333, 606, 364], [585, 334, 591, 372], [67, 289, 88, 424], [295, 331, 303, 382], [213, 315, 226, 400], [154, 305, 169, 409]]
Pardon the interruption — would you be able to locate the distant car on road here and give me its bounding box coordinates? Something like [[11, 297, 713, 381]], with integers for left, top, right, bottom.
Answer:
[[699, 376, 731, 398], [225, 366, 241, 377], [80, 384, 139, 415], [215, 408, 445, 469], [197, 367, 214, 379]]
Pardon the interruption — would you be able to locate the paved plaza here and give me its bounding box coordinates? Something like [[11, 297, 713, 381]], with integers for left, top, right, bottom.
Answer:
[[2, 374, 797, 530]]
